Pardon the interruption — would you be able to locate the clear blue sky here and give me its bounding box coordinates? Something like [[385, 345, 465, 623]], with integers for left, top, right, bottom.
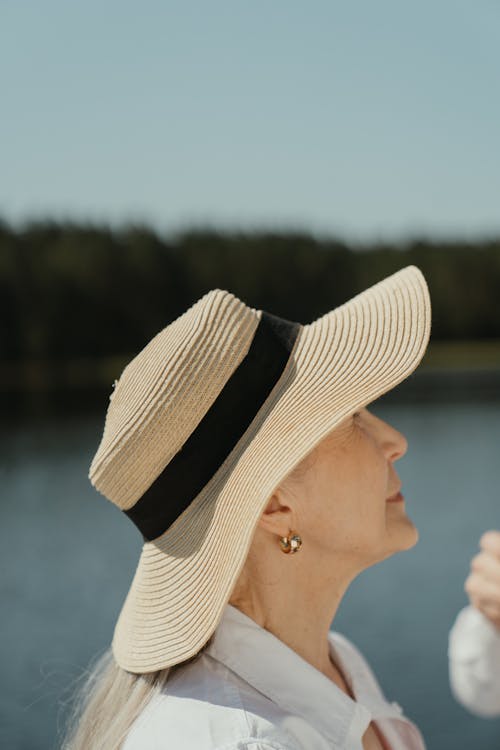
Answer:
[[2, 1, 500, 241]]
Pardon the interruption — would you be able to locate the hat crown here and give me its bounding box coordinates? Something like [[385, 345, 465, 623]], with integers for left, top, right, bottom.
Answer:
[[88, 288, 259, 510]]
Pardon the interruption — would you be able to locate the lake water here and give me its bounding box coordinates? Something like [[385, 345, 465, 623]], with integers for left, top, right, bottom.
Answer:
[[2, 390, 500, 750]]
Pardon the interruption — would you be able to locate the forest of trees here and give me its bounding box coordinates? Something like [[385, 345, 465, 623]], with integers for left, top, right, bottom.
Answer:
[[1, 217, 500, 368]]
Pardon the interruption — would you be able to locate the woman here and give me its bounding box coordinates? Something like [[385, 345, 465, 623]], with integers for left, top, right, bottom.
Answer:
[[61, 265, 431, 750], [449, 530, 500, 717]]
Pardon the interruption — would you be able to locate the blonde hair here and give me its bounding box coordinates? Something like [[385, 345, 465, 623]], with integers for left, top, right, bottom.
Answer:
[[59, 636, 214, 750]]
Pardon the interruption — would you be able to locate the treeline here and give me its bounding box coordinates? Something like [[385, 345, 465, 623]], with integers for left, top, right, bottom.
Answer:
[[1, 217, 500, 362]]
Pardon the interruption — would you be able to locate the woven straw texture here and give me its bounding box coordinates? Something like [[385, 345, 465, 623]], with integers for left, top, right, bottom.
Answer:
[[88, 265, 431, 673]]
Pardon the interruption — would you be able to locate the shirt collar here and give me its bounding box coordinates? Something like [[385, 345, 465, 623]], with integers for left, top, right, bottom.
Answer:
[[206, 603, 404, 748]]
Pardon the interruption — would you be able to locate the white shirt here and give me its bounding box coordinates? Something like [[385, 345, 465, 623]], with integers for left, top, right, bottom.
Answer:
[[123, 603, 426, 750], [448, 604, 500, 718]]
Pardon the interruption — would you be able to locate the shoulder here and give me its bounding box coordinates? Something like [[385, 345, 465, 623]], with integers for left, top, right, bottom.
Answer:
[[122, 654, 302, 750]]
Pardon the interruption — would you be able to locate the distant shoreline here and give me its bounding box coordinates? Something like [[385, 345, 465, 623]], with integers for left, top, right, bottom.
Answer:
[[1, 340, 499, 393]]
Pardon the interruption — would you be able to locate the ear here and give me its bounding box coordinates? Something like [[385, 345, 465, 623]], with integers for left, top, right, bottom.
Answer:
[[257, 490, 295, 538]]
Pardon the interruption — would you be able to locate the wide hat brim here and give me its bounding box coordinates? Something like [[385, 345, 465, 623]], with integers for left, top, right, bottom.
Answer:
[[112, 265, 431, 673]]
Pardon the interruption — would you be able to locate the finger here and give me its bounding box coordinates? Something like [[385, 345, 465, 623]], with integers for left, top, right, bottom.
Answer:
[[479, 530, 500, 560], [470, 551, 500, 586], [469, 597, 500, 629], [464, 572, 500, 608], [469, 589, 500, 616]]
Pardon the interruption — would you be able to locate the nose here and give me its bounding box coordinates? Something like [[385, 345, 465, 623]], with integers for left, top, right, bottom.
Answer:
[[385, 423, 408, 462], [374, 414, 408, 461]]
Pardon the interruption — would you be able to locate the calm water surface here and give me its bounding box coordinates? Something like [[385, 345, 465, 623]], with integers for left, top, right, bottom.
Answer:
[[1, 397, 500, 750]]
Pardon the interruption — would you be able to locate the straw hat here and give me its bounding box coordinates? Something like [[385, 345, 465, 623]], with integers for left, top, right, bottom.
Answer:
[[88, 265, 431, 673]]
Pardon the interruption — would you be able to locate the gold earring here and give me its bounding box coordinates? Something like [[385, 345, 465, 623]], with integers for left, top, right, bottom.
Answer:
[[279, 531, 302, 554]]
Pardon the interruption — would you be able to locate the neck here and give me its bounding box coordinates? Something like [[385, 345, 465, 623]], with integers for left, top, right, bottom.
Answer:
[[229, 545, 359, 679]]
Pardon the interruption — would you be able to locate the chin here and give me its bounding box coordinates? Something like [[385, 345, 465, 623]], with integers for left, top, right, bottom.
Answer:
[[365, 516, 419, 568], [367, 523, 419, 568], [380, 516, 419, 559], [395, 517, 419, 551]]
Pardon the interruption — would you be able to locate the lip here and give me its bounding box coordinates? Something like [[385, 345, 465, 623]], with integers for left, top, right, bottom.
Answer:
[[386, 491, 404, 503]]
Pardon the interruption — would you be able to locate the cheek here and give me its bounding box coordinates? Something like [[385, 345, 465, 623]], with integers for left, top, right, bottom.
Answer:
[[301, 438, 389, 543], [304, 468, 375, 540], [335, 462, 389, 543], [345, 451, 388, 507]]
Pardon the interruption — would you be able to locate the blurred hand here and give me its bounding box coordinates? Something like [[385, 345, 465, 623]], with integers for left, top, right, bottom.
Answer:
[[465, 531, 500, 630]]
